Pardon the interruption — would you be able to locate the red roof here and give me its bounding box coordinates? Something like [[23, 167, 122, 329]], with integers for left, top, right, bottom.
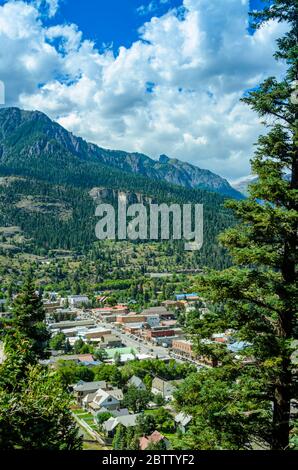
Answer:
[[139, 431, 165, 450], [139, 437, 150, 451]]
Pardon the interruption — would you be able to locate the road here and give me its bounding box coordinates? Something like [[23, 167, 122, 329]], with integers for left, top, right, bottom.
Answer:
[[97, 320, 170, 359], [95, 319, 206, 369]]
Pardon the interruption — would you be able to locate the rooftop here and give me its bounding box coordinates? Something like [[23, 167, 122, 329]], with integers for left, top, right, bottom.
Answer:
[[73, 380, 107, 392]]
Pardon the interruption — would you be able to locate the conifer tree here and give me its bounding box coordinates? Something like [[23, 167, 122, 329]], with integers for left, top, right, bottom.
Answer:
[[10, 271, 50, 360], [182, 0, 297, 450]]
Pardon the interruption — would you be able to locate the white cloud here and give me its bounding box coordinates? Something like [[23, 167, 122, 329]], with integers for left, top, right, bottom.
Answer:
[[137, 1, 170, 17], [35, 0, 59, 17], [0, 0, 288, 180]]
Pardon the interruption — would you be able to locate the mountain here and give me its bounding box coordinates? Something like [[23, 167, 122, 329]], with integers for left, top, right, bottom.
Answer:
[[231, 175, 258, 197], [232, 174, 291, 197], [0, 107, 235, 269], [0, 107, 243, 200]]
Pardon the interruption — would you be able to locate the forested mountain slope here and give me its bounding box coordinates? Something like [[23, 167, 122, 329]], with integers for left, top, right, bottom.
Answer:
[[0, 108, 242, 199]]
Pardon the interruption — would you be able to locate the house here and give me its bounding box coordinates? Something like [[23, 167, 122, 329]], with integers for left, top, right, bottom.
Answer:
[[85, 388, 124, 414], [53, 353, 95, 364], [144, 326, 183, 343], [172, 339, 196, 359], [68, 295, 90, 307], [175, 293, 200, 301], [72, 380, 107, 405], [127, 375, 146, 391], [49, 319, 95, 330], [79, 327, 112, 340], [96, 407, 130, 417], [139, 431, 170, 450], [117, 353, 152, 364], [116, 314, 146, 324], [102, 414, 139, 438], [174, 412, 192, 434], [151, 377, 180, 401], [142, 306, 170, 317], [111, 408, 130, 417], [144, 314, 160, 327], [100, 334, 123, 348]]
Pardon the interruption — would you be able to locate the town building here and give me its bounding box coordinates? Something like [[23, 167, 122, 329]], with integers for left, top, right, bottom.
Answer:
[[172, 339, 196, 358], [43, 301, 61, 314], [72, 380, 108, 406], [151, 377, 181, 401], [174, 412, 192, 434], [142, 306, 175, 319], [127, 375, 146, 391], [139, 431, 170, 450], [49, 319, 95, 330], [102, 414, 140, 438], [116, 314, 146, 324], [99, 334, 123, 348], [68, 295, 90, 307], [92, 305, 129, 318], [78, 327, 112, 341], [84, 388, 124, 414], [175, 293, 200, 301]]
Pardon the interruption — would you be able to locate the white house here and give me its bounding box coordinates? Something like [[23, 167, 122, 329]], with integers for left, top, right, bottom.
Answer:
[[127, 375, 146, 390], [84, 388, 124, 414], [68, 295, 90, 307], [151, 377, 181, 401], [102, 414, 139, 438], [174, 412, 192, 434]]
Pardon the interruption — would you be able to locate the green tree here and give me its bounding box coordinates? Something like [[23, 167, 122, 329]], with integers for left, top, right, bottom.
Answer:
[[73, 338, 93, 354], [94, 349, 108, 362], [154, 408, 175, 433], [110, 368, 123, 387], [113, 351, 121, 366], [96, 411, 113, 431], [123, 386, 152, 413], [185, 0, 298, 451], [93, 364, 119, 382], [49, 332, 67, 352], [153, 393, 166, 407], [112, 424, 126, 450], [143, 373, 153, 390], [0, 336, 82, 450], [147, 439, 167, 450], [136, 413, 157, 436], [56, 361, 95, 388], [10, 272, 50, 359]]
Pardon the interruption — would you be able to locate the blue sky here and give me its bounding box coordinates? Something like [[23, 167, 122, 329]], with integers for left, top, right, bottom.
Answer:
[[48, 1, 267, 50], [0, 0, 266, 51], [48, 0, 184, 52], [0, 0, 284, 180]]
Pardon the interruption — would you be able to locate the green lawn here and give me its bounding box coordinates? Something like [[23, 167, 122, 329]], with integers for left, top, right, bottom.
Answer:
[[144, 409, 160, 415], [72, 409, 85, 416], [72, 409, 97, 429], [76, 412, 94, 420]]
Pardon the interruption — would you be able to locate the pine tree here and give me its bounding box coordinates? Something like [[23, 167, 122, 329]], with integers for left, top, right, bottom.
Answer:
[[0, 336, 82, 449], [10, 271, 50, 360], [183, 0, 297, 450], [112, 424, 126, 450]]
